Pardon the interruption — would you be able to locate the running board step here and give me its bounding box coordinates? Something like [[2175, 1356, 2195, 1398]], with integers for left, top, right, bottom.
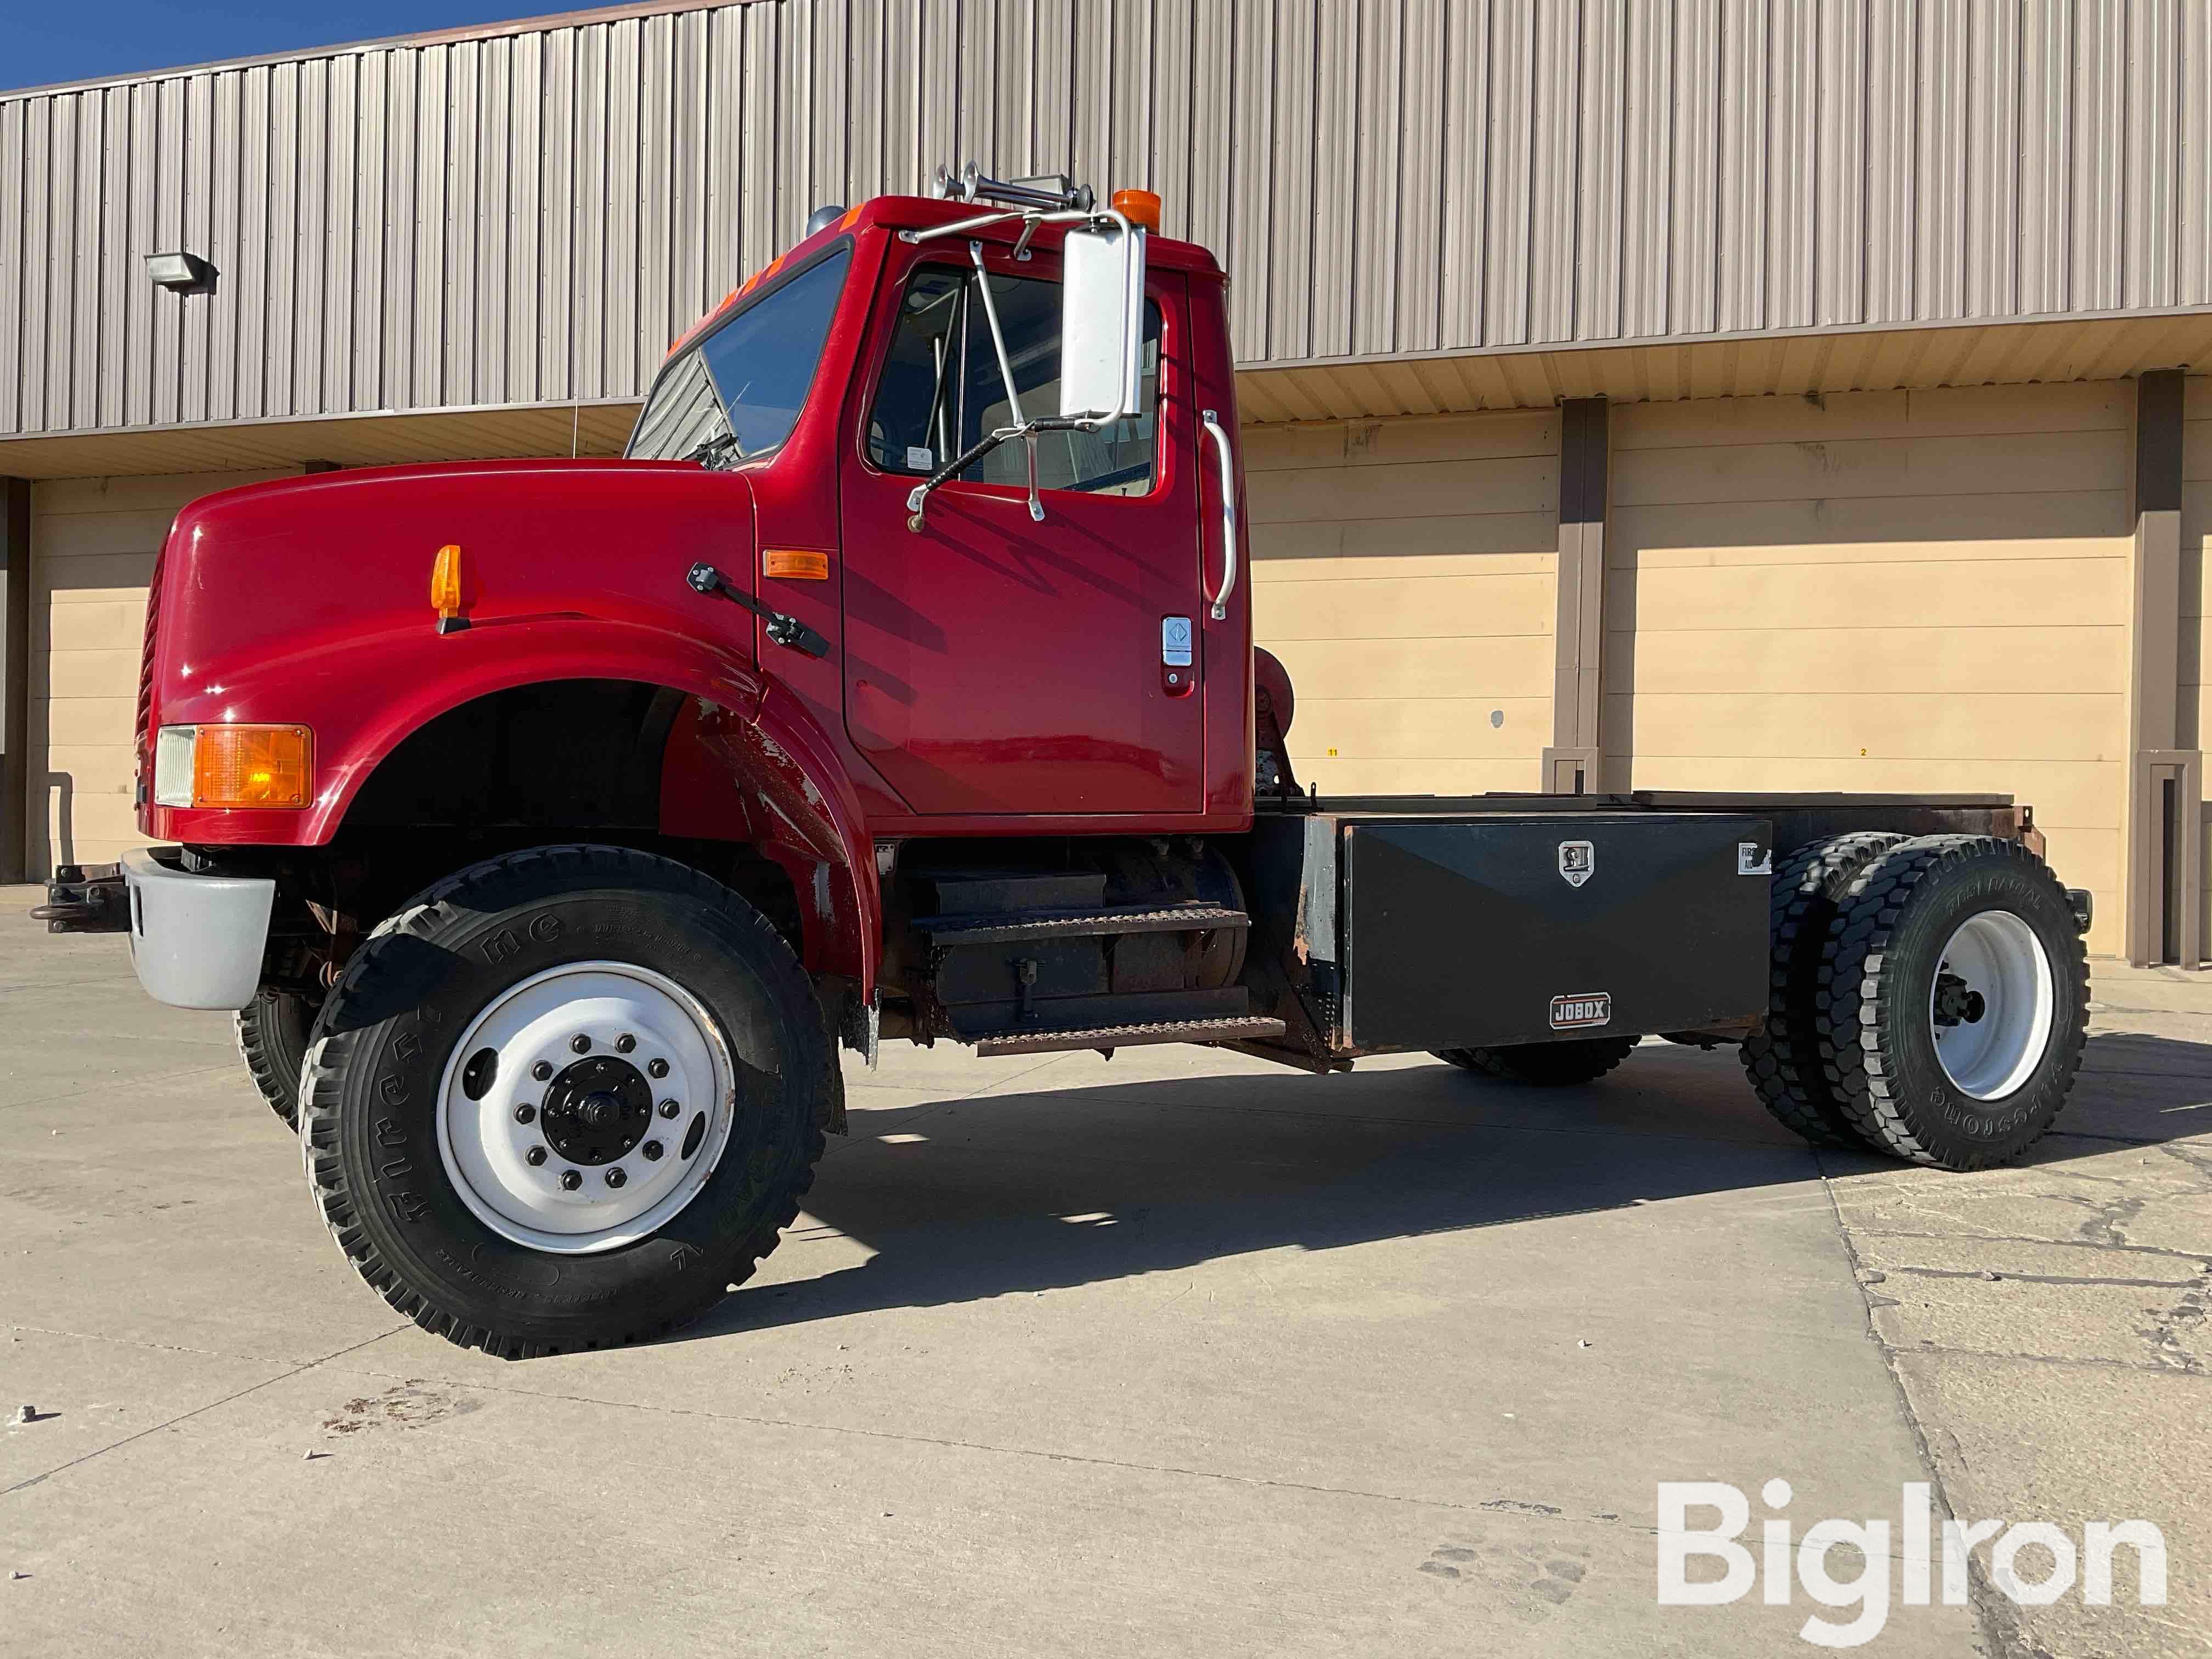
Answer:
[[974, 1014, 1287, 1058], [916, 902, 1249, 949]]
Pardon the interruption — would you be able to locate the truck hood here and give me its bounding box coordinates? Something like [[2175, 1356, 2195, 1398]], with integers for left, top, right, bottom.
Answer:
[[146, 457, 758, 722]]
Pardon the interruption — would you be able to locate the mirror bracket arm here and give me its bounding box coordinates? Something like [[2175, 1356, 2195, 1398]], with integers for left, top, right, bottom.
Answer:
[[905, 417, 1084, 533]]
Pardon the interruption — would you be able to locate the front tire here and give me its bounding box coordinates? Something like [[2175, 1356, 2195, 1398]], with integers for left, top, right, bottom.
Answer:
[[235, 989, 314, 1128], [1434, 1037, 1638, 1086], [1816, 836, 2088, 1169], [300, 845, 832, 1358]]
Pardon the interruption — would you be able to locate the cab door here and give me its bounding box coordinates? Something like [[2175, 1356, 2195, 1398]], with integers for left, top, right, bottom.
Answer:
[[838, 238, 1206, 817]]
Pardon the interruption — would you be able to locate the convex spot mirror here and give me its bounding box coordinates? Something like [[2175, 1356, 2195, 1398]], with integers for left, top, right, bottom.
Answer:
[[1058, 221, 1146, 425]]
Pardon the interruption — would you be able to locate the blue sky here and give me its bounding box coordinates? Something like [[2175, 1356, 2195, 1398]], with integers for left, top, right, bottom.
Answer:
[[8, 3, 556, 92]]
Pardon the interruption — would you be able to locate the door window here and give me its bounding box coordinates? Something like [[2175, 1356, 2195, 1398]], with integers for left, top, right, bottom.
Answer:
[[866, 263, 1161, 496]]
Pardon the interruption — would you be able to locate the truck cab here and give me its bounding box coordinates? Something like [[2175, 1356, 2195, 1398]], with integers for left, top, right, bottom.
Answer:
[[40, 168, 2095, 1360]]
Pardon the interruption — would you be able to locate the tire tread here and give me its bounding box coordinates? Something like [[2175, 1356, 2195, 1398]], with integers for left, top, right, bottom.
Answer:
[[1739, 832, 1908, 1149], [234, 991, 313, 1129]]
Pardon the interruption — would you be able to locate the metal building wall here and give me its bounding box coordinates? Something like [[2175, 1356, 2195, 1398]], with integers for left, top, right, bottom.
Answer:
[[3, 0, 2208, 440]]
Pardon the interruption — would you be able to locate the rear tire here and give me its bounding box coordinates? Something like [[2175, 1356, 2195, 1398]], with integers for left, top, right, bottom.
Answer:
[[1816, 835, 2088, 1170], [1739, 832, 1907, 1149], [1434, 1037, 1638, 1086], [235, 989, 314, 1129], [300, 844, 833, 1358]]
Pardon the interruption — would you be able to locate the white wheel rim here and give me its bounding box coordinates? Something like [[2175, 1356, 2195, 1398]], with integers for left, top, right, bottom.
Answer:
[[436, 961, 738, 1255], [1928, 910, 2055, 1101]]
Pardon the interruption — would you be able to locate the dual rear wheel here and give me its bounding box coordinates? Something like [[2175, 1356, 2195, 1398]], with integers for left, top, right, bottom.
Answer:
[[1744, 833, 2087, 1168]]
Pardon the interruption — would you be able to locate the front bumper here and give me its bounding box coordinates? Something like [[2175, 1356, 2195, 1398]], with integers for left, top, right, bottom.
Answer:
[[117, 847, 275, 1011]]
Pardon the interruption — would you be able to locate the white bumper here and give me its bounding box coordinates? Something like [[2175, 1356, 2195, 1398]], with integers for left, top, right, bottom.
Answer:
[[120, 847, 275, 1011]]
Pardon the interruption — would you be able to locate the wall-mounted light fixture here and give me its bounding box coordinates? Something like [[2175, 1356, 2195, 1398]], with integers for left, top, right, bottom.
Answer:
[[145, 251, 216, 294]]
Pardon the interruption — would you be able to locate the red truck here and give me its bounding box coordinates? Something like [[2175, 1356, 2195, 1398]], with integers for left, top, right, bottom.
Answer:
[[40, 170, 2092, 1358]]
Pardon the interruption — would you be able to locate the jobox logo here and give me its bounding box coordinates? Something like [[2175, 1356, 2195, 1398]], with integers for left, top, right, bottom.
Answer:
[[1549, 992, 1611, 1029]]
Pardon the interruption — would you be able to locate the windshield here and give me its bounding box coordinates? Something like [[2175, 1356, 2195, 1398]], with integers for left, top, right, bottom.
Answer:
[[628, 246, 851, 462]]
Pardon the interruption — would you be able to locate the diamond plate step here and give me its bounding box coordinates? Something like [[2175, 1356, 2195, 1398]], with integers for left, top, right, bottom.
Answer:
[[973, 1014, 1286, 1058]]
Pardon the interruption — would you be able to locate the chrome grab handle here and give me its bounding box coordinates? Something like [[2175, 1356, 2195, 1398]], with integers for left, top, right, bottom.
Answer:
[[1200, 408, 1238, 622]]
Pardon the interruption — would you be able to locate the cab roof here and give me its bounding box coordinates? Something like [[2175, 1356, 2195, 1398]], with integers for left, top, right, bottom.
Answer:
[[668, 191, 1221, 359]]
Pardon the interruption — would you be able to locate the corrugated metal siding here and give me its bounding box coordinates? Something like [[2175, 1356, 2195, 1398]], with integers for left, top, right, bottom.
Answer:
[[3, 0, 2209, 439]]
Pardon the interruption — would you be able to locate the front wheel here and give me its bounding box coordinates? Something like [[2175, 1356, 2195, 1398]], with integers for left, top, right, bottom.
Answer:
[[300, 845, 833, 1358], [1434, 1037, 1639, 1086]]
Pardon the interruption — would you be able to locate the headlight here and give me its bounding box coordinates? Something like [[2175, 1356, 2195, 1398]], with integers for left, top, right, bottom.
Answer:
[[152, 725, 313, 809]]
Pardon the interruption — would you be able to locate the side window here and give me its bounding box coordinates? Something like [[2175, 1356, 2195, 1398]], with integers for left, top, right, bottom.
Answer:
[[866, 263, 1162, 497], [629, 351, 729, 462], [629, 247, 851, 461]]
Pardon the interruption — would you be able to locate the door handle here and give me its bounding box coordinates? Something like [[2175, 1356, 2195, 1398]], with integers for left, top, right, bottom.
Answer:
[[1200, 409, 1238, 622]]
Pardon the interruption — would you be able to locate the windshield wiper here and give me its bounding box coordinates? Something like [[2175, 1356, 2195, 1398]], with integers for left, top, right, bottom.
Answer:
[[685, 432, 740, 469]]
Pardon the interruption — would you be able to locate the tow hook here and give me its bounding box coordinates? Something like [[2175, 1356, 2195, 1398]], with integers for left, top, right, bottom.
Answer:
[[30, 864, 129, 934]]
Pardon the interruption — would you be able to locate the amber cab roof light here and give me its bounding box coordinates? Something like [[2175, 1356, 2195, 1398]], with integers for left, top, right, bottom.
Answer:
[[1110, 189, 1162, 234]]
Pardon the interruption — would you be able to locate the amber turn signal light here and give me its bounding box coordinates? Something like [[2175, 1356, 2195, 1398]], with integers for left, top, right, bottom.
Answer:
[[430, 543, 468, 633], [1111, 188, 1161, 233], [763, 548, 830, 580], [190, 725, 313, 809]]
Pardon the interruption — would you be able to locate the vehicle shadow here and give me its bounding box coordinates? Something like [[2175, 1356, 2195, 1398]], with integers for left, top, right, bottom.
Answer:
[[678, 1030, 2212, 1344], [2047, 1029, 2212, 1145]]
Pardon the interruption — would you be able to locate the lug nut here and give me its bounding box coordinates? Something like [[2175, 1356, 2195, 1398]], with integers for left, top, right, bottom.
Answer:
[[659, 1098, 680, 1119], [559, 1169, 582, 1190], [642, 1140, 664, 1161], [647, 1058, 669, 1079], [570, 1034, 592, 1054], [615, 1032, 636, 1053], [526, 1146, 548, 1166], [532, 1060, 554, 1082], [605, 1167, 627, 1189], [515, 1103, 536, 1124]]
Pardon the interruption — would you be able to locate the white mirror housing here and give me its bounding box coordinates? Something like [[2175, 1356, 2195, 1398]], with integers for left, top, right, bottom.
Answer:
[[1058, 220, 1146, 425]]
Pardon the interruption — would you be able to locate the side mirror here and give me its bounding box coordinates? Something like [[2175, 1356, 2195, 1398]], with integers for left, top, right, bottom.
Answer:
[[1058, 221, 1146, 425]]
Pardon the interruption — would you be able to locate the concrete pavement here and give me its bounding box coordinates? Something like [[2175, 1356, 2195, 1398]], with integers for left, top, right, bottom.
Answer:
[[2, 891, 2206, 1657]]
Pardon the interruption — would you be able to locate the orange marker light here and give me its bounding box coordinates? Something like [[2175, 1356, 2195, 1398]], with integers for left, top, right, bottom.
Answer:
[[1111, 188, 1162, 233], [192, 725, 313, 809], [763, 548, 830, 580], [430, 543, 466, 633]]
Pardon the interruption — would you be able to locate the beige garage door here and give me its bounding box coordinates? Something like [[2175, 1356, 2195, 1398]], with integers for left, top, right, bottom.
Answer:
[[1606, 382, 2132, 955], [1241, 409, 1558, 795], [31, 469, 296, 876]]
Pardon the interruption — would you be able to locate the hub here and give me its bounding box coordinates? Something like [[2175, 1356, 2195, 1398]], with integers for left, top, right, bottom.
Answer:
[[1932, 969, 1988, 1028], [539, 1056, 653, 1165]]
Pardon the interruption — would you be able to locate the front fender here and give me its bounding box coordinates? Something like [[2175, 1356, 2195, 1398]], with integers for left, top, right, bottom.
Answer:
[[150, 620, 881, 996], [664, 680, 883, 998]]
